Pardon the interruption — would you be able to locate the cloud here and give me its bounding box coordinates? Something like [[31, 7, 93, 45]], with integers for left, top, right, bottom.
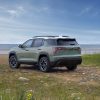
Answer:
[[92, 11, 99, 17], [0, 23, 100, 44], [7, 6, 25, 17], [0, 6, 25, 18], [0, 2, 100, 44], [29, 6, 49, 14], [79, 7, 92, 16], [83, 30, 100, 35], [78, 6, 99, 17], [0, 33, 31, 44], [7, 10, 18, 16]]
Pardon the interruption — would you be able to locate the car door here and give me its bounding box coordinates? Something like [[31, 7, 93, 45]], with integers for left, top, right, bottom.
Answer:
[[18, 39, 35, 62], [32, 38, 44, 62]]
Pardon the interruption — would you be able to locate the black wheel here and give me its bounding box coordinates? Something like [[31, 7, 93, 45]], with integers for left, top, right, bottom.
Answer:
[[66, 65, 77, 71], [9, 55, 20, 69], [38, 57, 51, 72]]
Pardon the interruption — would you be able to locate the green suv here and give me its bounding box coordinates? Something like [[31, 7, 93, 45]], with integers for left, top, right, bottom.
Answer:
[[9, 36, 82, 72]]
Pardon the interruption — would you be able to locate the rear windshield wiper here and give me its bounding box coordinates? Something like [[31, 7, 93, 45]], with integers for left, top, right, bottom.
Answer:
[[70, 44, 75, 45]]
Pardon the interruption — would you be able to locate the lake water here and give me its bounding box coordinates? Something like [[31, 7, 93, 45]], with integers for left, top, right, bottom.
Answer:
[[80, 44, 100, 54], [0, 44, 100, 54]]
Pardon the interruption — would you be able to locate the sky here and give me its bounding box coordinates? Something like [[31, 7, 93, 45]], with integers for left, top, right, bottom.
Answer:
[[0, 0, 100, 44]]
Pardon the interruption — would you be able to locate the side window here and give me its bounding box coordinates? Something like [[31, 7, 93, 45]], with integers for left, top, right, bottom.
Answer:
[[33, 39, 43, 47], [23, 39, 33, 48]]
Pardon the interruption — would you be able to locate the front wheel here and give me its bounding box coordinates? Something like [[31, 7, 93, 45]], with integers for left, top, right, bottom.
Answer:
[[9, 55, 20, 69], [38, 57, 51, 72], [66, 65, 77, 71]]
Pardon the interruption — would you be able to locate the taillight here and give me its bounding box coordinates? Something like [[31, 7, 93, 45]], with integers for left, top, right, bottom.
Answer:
[[79, 47, 81, 53], [54, 47, 66, 54], [74, 47, 81, 53], [75, 47, 81, 53]]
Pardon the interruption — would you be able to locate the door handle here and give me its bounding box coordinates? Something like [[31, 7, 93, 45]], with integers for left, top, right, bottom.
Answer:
[[38, 49, 41, 50], [25, 49, 29, 51]]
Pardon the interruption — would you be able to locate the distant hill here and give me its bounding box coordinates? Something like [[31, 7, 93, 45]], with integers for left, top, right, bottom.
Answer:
[[0, 44, 18, 50], [80, 44, 100, 49], [0, 44, 100, 51]]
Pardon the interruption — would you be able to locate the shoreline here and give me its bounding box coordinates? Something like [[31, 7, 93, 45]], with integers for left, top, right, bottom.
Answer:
[[0, 50, 9, 54], [1, 49, 100, 55]]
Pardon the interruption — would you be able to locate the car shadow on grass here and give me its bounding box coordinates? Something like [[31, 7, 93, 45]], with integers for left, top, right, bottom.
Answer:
[[19, 65, 72, 73]]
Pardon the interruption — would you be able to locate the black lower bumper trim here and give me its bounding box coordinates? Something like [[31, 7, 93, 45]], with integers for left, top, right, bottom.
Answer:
[[51, 57, 82, 67]]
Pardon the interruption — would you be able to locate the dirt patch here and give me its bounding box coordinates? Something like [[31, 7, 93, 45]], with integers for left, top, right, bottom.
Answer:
[[50, 67, 100, 86], [0, 54, 100, 86], [0, 54, 8, 64]]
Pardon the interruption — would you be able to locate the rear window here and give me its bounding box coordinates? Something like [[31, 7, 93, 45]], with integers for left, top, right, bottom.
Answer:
[[57, 39, 78, 46], [46, 39, 77, 46]]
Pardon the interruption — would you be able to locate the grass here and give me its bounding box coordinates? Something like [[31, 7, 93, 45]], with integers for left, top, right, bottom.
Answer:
[[82, 54, 100, 67], [0, 70, 100, 100], [0, 54, 100, 100]]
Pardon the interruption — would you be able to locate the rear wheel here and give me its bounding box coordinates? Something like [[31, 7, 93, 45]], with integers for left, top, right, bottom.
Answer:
[[9, 55, 20, 69], [66, 65, 77, 71], [38, 57, 51, 72]]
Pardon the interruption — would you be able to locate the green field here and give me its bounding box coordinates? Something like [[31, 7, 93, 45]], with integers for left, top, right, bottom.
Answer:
[[0, 54, 100, 100], [82, 54, 100, 67]]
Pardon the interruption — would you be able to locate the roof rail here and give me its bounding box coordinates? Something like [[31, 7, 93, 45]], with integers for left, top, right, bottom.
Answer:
[[33, 35, 69, 38], [33, 36, 58, 37], [62, 36, 69, 37]]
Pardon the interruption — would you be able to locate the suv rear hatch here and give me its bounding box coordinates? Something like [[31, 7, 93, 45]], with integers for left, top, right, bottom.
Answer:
[[47, 38, 81, 56], [54, 38, 81, 56]]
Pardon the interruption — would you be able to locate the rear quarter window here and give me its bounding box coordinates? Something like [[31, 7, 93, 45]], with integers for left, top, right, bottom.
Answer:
[[46, 39, 57, 46]]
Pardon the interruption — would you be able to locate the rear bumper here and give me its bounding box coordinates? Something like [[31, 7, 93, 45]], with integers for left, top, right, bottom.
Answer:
[[51, 57, 82, 67]]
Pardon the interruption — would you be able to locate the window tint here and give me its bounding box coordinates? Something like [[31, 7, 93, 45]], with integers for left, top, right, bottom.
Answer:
[[57, 39, 77, 46], [23, 39, 33, 48], [46, 39, 57, 46], [33, 39, 43, 47], [46, 39, 77, 46]]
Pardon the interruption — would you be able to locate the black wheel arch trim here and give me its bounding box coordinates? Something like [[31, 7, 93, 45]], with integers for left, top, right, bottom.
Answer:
[[38, 52, 50, 62], [9, 51, 17, 58]]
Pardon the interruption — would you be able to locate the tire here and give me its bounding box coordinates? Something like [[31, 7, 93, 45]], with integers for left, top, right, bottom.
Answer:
[[9, 55, 20, 69], [38, 57, 51, 72], [66, 65, 77, 71]]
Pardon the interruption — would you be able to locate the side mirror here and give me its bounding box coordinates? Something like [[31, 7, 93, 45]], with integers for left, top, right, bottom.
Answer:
[[18, 44, 24, 48]]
